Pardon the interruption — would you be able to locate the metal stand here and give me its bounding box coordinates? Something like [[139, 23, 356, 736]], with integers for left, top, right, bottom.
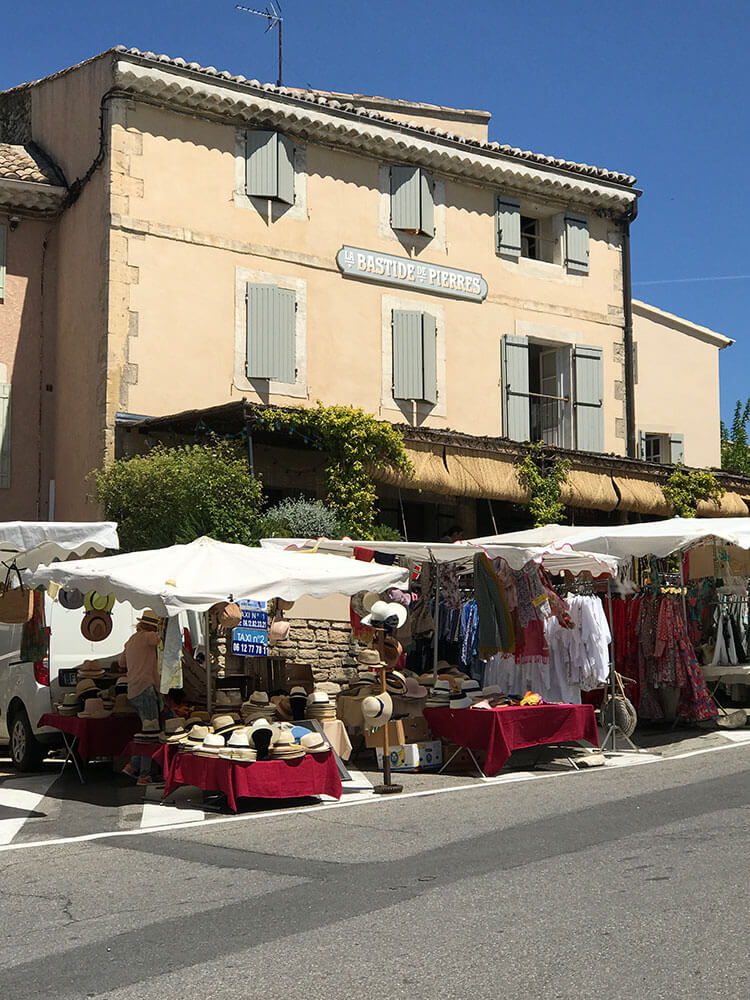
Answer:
[[600, 574, 643, 755], [59, 733, 86, 783], [439, 743, 486, 778], [372, 629, 402, 795]]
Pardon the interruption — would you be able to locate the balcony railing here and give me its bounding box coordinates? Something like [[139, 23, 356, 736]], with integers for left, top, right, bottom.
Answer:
[[529, 392, 569, 448]]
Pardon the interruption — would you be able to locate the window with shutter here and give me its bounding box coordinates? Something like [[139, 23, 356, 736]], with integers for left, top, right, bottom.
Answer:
[[573, 344, 604, 452], [0, 383, 10, 489], [392, 310, 438, 403], [496, 197, 521, 258], [390, 166, 434, 236], [669, 433, 685, 464], [565, 213, 590, 273], [502, 335, 530, 442], [0, 224, 6, 300], [245, 131, 295, 205], [246, 283, 296, 383]]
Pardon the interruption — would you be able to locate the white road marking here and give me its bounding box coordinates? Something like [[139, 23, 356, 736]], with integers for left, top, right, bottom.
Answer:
[[0, 775, 56, 845], [1, 735, 749, 853], [139, 798, 205, 829]]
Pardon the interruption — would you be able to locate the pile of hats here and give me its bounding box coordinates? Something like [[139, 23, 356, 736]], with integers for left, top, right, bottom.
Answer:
[[385, 671, 408, 696], [112, 692, 136, 716], [133, 718, 160, 741], [78, 697, 113, 720], [271, 730, 305, 760], [425, 679, 452, 708], [157, 711, 333, 763], [306, 691, 336, 722], [77, 660, 105, 681], [241, 691, 277, 724], [289, 686, 309, 721]]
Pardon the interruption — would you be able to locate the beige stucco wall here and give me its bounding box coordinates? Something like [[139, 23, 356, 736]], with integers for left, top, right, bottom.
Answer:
[[633, 302, 726, 468], [116, 100, 629, 455]]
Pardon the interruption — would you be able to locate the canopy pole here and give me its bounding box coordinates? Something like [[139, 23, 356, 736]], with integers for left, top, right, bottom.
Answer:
[[432, 560, 441, 686], [204, 611, 212, 715]]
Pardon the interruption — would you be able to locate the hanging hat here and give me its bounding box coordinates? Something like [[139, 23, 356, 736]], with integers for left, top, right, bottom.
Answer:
[[361, 600, 407, 629], [385, 671, 408, 695], [77, 697, 111, 719], [218, 602, 242, 628], [84, 591, 115, 613], [275, 597, 295, 611], [136, 609, 161, 629], [382, 636, 403, 669], [403, 676, 428, 699], [361, 592, 382, 614], [58, 588, 84, 610], [81, 611, 113, 643], [361, 693, 393, 729], [300, 732, 331, 754]]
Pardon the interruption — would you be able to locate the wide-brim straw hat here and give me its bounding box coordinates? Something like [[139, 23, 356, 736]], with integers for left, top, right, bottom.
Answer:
[[81, 611, 113, 643], [75, 678, 99, 697], [385, 671, 408, 695], [137, 609, 162, 628], [300, 732, 331, 754], [361, 693, 393, 728]]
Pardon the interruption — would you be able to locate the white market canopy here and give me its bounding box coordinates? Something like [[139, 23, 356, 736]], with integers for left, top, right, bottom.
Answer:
[[28, 535, 410, 617], [261, 536, 620, 577], [471, 517, 750, 561], [0, 521, 119, 571]]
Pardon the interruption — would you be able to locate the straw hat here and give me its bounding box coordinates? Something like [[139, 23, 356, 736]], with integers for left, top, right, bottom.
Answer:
[[448, 692, 473, 710], [77, 697, 111, 720], [356, 648, 381, 668], [361, 601, 407, 629], [77, 660, 105, 678], [137, 610, 161, 629], [75, 678, 99, 698], [81, 611, 113, 643], [135, 719, 161, 741], [164, 724, 192, 745], [299, 732, 331, 755], [195, 732, 225, 757], [186, 724, 210, 745], [271, 731, 305, 759], [385, 671, 408, 695], [210, 714, 239, 735], [112, 693, 137, 716], [361, 693, 392, 729]]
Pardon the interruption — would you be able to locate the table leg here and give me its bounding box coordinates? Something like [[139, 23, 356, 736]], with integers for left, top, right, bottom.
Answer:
[[59, 733, 86, 784], [439, 745, 486, 779]]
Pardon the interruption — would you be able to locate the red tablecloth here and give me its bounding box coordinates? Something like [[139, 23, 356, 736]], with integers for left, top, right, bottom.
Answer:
[[424, 704, 599, 776], [38, 713, 142, 762], [163, 751, 342, 812]]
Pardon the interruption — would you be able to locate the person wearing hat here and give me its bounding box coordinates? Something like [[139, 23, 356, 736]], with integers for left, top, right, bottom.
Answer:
[[118, 610, 163, 784]]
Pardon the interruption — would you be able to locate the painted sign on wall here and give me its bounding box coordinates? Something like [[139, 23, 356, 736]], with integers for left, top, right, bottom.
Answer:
[[336, 246, 487, 302], [231, 600, 268, 656]]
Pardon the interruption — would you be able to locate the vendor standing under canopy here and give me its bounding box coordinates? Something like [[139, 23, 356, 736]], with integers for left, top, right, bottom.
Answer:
[[119, 609, 162, 785]]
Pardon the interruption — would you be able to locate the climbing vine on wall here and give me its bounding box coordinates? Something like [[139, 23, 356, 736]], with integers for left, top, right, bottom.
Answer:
[[249, 403, 413, 537], [662, 464, 724, 518], [516, 442, 572, 527]]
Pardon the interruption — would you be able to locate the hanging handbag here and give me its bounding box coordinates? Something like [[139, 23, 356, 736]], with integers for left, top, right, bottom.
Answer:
[[0, 563, 34, 624], [601, 671, 638, 739]]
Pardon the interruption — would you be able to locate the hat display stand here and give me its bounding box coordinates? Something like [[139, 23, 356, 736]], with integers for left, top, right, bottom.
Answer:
[[371, 627, 402, 796]]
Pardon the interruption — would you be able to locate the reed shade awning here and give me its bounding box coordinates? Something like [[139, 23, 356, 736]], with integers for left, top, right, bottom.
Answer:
[[696, 492, 749, 517], [612, 475, 670, 516], [371, 441, 451, 494], [445, 447, 528, 503], [559, 470, 619, 512]]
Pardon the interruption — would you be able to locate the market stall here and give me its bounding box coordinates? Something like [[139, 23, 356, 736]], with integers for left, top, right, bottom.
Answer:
[[29, 537, 409, 803]]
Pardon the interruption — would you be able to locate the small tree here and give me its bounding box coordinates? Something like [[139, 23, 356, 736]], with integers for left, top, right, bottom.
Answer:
[[721, 398, 750, 476], [93, 439, 265, 551], [516, 443, 571, 527], [662, 464, 724, 518]]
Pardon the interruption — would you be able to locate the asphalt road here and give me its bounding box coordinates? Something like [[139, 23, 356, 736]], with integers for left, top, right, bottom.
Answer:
[[2, 741, 749, 1000]]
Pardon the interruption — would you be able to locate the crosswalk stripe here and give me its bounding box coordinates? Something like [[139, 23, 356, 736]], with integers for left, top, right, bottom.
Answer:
[[0, 776, 56, 845]]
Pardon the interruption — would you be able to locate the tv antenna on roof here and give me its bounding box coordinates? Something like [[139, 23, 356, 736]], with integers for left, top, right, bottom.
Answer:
[[235, 2, 284, 87]]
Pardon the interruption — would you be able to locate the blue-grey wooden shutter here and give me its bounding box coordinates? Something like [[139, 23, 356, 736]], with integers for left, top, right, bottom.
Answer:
[[497, 196, 521, 258], [246, 131, 278, 198], [277, 134, 295, 206], [391, 166, 420, 231], [669, 433, 685, 464], [419, 170, 434, 236], [392, 310, 423, 399], [246, 131, 294, 204], [502, 335, 530, 441], [573, 344, 604, 451], [638, 430, 647, 460], [0, 224, 6, 300], [565, 213, 590, 272], [0, 383, 10, 488], [246, 284, 296, 382], [421, 313, 437, 404]]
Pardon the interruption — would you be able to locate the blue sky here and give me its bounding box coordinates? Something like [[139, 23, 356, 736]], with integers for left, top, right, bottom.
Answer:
[[3, 1, 749, 425]]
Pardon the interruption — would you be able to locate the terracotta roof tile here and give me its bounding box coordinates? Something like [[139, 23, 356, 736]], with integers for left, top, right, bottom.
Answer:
[[0, 143, 64, 186]]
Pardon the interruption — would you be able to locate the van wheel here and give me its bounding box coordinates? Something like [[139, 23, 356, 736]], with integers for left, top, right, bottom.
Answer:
[[9, 709, 45, 771]]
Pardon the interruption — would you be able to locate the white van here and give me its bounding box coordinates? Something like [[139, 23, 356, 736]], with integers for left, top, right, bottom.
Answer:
[[0, 597, 139, 769]]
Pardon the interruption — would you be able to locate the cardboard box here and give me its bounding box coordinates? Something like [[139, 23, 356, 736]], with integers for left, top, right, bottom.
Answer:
[[401, 716, 431, 743], [365, 720, 405, 749], [375, 740, 443, 772]]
